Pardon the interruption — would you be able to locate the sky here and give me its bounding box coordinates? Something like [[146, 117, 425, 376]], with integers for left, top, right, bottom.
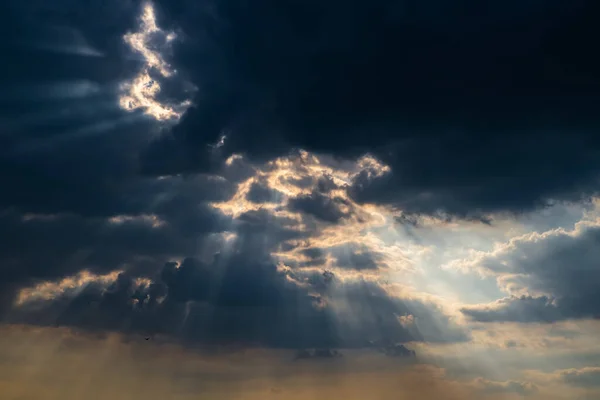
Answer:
[[1, 0, 600, 399]]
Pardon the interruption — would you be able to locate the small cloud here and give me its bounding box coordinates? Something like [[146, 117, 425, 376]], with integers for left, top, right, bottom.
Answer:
[[246, 181, 284, 204], [293, 348, 343, 361], [559, 367, 600, 388], [398, 314, 415, 327], [473, 378, 538, 396], [380, 343, 416, 358]]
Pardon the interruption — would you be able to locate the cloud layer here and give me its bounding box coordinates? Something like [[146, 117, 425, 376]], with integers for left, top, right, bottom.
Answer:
[[4, 150, 468, 349], [1, 1, 600, 398], [142, 0, 600, 217], [459, 218, 600, 323]]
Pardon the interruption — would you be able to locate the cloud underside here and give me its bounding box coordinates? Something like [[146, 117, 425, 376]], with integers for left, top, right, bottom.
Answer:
[[1, 150, 467, 349], [1, 0, 600, 360], [9, 265, 466, 349], [141, 0, 600, 216], [119, 2, 192, 121], [460, 220, 600, 323]]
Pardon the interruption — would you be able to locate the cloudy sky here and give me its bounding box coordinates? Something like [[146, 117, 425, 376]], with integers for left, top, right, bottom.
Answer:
[[1, 1, 600, 399]]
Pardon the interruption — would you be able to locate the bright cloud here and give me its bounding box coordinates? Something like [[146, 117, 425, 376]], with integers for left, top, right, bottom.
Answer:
[[119, 2, 192, 121]]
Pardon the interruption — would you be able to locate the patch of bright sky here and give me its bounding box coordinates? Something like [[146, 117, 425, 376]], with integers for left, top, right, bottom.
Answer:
[[391, 200, 597, 305]]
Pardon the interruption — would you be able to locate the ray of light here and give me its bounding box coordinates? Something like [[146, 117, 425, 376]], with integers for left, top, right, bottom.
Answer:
[[3, 81, 107, 102], [1, 100, 121, 134], [11, 113, 145, 154], [27, 25, 105, 58]]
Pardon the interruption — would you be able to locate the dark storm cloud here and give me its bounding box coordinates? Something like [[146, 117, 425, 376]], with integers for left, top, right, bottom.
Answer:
[[0, 153, 235, 217], [7, 0, 591, 354], [0, 0, 166, 218], [246, 181, 284, 204], [282, 242, 385, 271], [284, 175, 315, 191], [0, 74, 471, 350], [315, 175, 339, 194], [288, 192, 351, 223], [233, 209, 311, 257], [329, 244, 383, 271], [0, 205, 229, 311], [461, 223, 600, 323], [0, 167, 469, 349], [141, 0, 600, 216], [7, 214, 469, 348]]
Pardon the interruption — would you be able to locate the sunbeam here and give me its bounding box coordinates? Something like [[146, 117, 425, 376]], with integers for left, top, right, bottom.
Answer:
[[11, 113, 145, 154], [28, 26, 105, 58], [3, 81, 108, 102], [34, 43, 104, 58]]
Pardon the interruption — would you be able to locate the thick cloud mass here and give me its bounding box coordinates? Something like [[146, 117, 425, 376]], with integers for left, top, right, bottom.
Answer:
[[10, 241, 467, 348], [3, 155, 469, 347], [1, 0, 599, 362], [460, 221, 600, 323], [145, 0, 600, 215], [288, 192, 351, 223]]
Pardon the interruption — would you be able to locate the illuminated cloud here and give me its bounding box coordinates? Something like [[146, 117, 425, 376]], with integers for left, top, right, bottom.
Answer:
[[32, 26, 104, 57], [453, 208, 600, 323], [119, 2, 192, 121], [15, 270, 122, 306], [0, 151, 469, 348], [211, 151, 412, 278]]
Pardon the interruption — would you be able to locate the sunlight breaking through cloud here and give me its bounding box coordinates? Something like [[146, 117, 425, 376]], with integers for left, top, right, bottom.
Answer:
[[119, 2, 191, 121], [15, 270, 122, 306], [211, 151, 414, 281]]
